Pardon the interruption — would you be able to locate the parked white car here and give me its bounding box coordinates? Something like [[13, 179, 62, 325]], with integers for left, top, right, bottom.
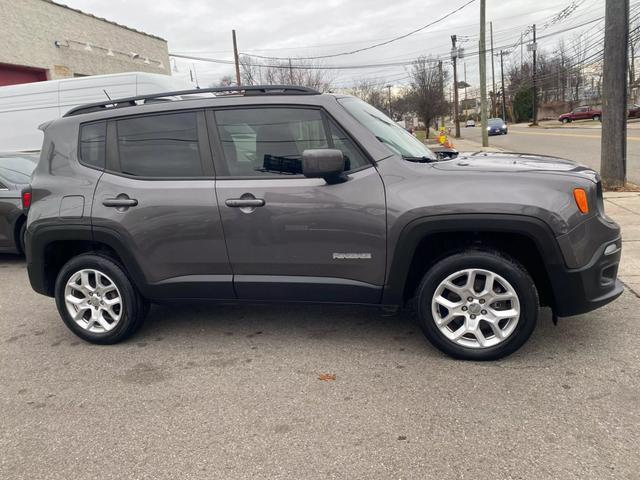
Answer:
[[0, 72, 193, 151], [465, 119, 476, 127]]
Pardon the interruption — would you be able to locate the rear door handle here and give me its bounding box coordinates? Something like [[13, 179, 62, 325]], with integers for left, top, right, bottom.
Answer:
[[103, 197, 138, 208], [225, 198, 265, 208]]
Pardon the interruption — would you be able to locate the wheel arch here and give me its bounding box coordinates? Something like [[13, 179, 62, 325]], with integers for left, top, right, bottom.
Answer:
[[382, 214, 566, 308], [27, 224, 148, 298]]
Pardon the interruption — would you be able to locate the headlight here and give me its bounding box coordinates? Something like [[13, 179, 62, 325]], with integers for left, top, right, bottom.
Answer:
[[502, 124, 506, 128], [487, 127, 491, 130]]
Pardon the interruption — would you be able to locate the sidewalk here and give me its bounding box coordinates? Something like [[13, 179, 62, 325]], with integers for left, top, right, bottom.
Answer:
[[605, 192, 640, 297]]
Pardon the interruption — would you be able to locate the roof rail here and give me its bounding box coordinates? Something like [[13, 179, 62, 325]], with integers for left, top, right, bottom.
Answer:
[[63, 85, 321, 117]]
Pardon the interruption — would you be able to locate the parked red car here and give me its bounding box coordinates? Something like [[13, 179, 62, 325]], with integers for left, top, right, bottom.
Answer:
[[558, 105, 602, 123], [629, 104, 640, 118]]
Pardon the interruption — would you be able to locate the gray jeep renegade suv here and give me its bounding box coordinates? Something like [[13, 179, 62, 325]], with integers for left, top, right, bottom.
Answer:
[[25, 85, 622, 360]]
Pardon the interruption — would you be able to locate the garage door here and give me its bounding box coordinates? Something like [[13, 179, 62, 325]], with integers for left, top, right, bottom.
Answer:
[[0, 63, 47, 87]]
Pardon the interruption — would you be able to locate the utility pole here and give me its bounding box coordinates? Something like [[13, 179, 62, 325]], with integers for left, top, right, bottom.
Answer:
[[451, 35, 460, 138], [601, 0, 629, 188], [232, 30, 241, 86], [490, 21, 496, 117], [438, 60, 445, 127], [463, 62, 467, 120], [479, 0, 489, 147], [385, 85, 392, 118], [500, 50, 506, 121], [531, 24, 538, 125], [288, 58, 294, 84]]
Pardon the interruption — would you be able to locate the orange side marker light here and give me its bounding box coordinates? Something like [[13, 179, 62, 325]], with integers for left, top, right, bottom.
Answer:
[[573, 188, 589, 214]]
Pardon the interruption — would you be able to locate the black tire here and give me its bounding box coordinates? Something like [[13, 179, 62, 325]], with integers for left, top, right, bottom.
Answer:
[[54, 254, 147, 344], [415, 249, 539, 361], [17, 220, 26, 255], [593, 115, 601, 122], [561, 118, 570, 124]]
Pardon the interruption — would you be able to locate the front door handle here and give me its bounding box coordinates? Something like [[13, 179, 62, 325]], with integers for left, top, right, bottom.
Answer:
[[225, 198, 265, 208], [103, 198, 138, 208]]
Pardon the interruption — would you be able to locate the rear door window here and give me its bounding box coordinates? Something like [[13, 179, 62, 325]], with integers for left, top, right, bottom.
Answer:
[[115, 112, 202, 177]]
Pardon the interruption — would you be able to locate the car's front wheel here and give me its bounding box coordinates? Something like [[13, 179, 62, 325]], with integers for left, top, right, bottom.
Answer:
[[55, 254, 148, 344], [415, 249, 538, 360], [561, 118, 571, 123]]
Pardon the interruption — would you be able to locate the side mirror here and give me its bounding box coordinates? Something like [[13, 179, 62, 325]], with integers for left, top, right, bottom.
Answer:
[[435, 150, 459, 160], [302, 149, 347, 184]]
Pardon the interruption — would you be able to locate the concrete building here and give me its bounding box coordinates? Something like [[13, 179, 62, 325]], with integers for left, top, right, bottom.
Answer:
[[0, 0, 170, 86]]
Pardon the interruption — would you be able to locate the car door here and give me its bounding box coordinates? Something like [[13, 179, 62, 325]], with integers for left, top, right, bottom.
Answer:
[[208, 106, 386, 304], [575, 107, 588, 120], [90, 110, 234, 300]]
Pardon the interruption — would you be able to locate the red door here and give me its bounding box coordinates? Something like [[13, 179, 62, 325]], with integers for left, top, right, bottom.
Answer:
[[0, 63, 47, 87]]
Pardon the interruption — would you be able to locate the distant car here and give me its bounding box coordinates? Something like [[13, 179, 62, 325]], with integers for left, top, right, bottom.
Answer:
[[487, 118, 508, 135], [558, 106, 602, 123], [0, 152, 38, 254], [465, 119, 475, 127], [628, 104, 640, 119]]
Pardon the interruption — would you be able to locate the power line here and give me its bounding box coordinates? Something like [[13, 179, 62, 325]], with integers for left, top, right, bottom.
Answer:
[[240, 0, 477, 61]]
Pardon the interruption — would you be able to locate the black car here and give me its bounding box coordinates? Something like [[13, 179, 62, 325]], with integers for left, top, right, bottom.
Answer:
[[487, 118, 508, 135], [0, 152, 38, 254]]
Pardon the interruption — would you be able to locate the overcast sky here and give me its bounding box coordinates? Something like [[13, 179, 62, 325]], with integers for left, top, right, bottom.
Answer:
[[58, 0, 607, 89]]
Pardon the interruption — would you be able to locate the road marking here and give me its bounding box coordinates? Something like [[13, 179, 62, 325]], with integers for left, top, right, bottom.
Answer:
[[508, 129, 640, 141]]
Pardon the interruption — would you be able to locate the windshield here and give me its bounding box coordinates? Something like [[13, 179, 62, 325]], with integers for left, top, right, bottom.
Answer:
[[338, 97, 436, 160], [0, 154, 38, 184], [488, 118, 505, 126]]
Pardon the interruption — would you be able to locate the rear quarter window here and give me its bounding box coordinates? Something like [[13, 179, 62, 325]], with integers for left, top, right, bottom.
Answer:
[[79, 121, 106, 169]]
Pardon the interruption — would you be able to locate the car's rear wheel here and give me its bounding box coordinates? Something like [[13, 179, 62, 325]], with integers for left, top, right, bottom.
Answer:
[[593, 115, 601, 122], [415, 249, 538, 360], [54, 254, 148, 344]]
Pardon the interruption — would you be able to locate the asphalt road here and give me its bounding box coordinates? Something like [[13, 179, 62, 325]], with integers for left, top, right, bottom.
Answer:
[[2, 255, 640, 479], [461, 121, 640, 184]]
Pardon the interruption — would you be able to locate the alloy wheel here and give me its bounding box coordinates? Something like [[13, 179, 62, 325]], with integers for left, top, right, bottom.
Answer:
[[64, 269, 123, 333], [431, 268, 520, 348]]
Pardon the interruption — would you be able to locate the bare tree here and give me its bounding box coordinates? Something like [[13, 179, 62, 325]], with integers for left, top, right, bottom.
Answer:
[[570, 33, 588, 102], [239, 55, 333, 91], [239, 55, 261, 86], [217, 75, 236, 87], [348, 80, 387, 112], [409, 56, 448, 136]]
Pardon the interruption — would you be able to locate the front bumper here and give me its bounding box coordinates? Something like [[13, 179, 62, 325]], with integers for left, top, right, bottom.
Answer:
[[551, 236, 623, 317]]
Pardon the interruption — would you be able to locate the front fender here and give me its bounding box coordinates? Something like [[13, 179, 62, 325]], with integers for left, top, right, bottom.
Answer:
[[381, 213, 565, 305]]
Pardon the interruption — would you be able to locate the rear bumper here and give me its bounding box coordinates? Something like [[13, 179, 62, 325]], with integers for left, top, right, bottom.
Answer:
[[551, 236, 623, 317]]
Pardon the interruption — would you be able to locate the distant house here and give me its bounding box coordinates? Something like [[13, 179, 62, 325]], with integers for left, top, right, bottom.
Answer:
[[0, 0, 170, 86], [631, 80, 640, 104], [459, 98, 479, 118]]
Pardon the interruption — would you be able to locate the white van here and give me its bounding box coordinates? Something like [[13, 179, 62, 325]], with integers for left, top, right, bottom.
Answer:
[[0, 72, 193, 151]]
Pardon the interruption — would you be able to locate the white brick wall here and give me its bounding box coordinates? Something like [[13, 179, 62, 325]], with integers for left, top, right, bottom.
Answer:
[[0, 0, 170, 79]]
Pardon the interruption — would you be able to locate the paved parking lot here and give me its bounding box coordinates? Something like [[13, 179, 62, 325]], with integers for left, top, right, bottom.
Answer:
[[1, 251, 639, 479]]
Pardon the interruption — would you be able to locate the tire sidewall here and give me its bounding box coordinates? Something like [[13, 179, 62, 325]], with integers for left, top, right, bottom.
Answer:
[[54, 254, 140, 344], [18, 221, 26, 254], [416, 251, 538, 361]]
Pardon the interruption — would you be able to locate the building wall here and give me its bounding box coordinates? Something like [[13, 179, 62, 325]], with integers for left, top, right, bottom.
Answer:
[[0, 0, 170, 81]]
